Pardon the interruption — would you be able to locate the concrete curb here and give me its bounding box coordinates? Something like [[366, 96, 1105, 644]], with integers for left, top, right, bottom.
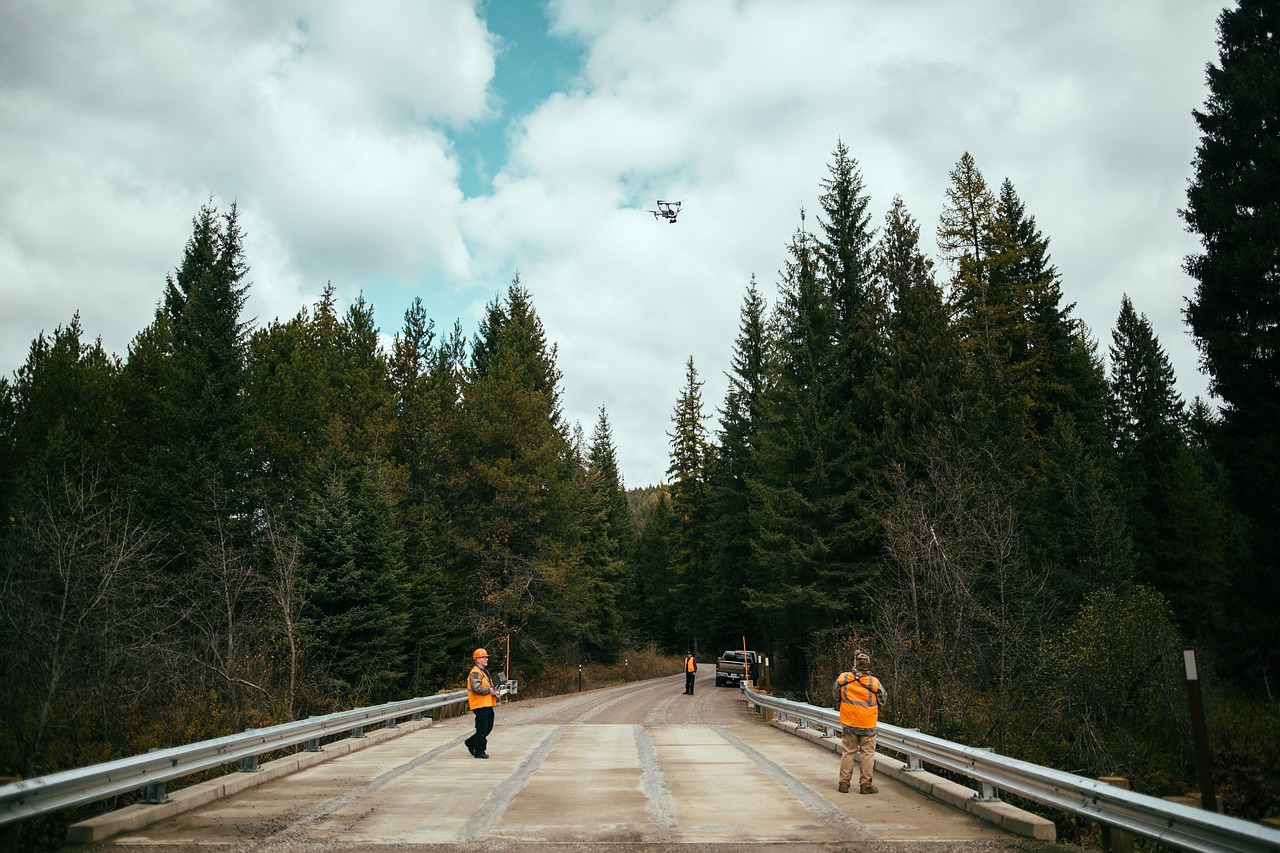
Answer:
[[66, 718, 435, 844], [769, 718, 1056, 843]]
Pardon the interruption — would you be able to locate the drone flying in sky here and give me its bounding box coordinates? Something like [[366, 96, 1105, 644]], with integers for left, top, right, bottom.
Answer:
[[649, 199, 682, 224]]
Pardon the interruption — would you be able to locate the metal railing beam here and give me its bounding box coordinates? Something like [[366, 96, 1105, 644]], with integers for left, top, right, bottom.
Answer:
[[0, 690, 468, 828], [740, 683, 1279, 853]]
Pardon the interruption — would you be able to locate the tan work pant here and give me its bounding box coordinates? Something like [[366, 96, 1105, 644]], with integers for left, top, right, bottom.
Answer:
[[839, 730, 877, 787]]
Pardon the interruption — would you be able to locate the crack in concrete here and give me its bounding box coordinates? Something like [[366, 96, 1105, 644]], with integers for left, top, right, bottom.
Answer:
[[634, 724, 678, 841]]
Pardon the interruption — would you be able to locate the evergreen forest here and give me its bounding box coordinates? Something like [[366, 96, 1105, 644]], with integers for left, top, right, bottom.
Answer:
[[2, 0, 1278, 835]]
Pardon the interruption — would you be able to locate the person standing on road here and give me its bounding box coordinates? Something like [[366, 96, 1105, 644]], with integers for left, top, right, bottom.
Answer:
[[465, 648, 498, 758], [683, 651, 697, 694], [834, 651, 887, 794]]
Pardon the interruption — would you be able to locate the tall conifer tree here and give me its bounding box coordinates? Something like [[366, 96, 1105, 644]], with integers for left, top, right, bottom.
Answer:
[[705, 279, 768, 650], [751, 213, 844, 683], [134, 203, 252, 563], [667, 357, 710, 652], [453, 277, 577, 662], [875, 196, 965, 474], [1181, 0, 1280, 682]]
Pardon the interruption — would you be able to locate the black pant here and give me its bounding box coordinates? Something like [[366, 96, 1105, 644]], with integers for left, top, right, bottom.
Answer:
[[466, 706, 494, 754], [685, 671, 696, 693]]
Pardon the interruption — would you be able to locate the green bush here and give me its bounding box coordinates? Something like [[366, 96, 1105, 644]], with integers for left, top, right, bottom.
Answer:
[[1210, 693, 1280, 821]]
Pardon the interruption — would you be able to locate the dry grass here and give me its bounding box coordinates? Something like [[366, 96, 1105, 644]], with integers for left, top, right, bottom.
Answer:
[[515, 649, 685, 699]]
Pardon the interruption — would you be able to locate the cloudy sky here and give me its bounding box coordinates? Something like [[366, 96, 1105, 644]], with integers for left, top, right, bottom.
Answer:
[[0, 0, 1225, 488]]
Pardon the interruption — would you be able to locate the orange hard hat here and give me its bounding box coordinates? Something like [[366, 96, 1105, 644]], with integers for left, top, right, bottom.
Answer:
[[473, 648, 489, 659]]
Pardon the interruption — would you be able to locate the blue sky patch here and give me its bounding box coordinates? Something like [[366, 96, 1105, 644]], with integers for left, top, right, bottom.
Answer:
[[454, 0, 585, 197]]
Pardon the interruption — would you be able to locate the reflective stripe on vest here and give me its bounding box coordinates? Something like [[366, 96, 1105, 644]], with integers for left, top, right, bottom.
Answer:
[[468, 665, 497, 710], [836, 672, 879, 729]]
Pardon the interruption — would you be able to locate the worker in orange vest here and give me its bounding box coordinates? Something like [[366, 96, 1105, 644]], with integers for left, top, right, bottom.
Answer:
[[465, 648, 498, 759], [834, 650, 887, 794], [683, 651, 697, 695]]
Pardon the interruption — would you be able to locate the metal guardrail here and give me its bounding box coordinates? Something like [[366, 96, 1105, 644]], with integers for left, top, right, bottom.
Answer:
[[0, 690, 469, 829], [742, 683, 1280, 853]]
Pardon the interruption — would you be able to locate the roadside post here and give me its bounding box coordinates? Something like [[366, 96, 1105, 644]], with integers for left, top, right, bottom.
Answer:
[[1183, 648, 1217, 813]]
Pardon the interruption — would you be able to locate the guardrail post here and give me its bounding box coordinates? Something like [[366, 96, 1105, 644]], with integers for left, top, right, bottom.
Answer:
[[239, 730, 261, 772], [142, 749, 169, 803], [976, 748, 1000, 801], [304, 737, 321, 752], [1098, 777, 1134, 853], [351, 725, 366, 738], [412, 711, 423, 721], [903, 730, 923, 771], [386, 716, 398, 729]]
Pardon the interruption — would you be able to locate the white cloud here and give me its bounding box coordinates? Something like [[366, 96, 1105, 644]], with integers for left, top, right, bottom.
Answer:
[[466, 0, 1221, 485], [1, 0, 1224, 487], [1, 0, 492, 370]]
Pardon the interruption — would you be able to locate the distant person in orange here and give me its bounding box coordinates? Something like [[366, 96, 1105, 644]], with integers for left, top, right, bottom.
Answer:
[[683, 651, 697, 694], [834, 651, 887, 794], [465, 648, 497, 758]]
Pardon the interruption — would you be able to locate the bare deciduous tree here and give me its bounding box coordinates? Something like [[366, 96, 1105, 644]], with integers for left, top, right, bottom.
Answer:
[[873, 431, 1051, 745], [0, 459, 164, 776]]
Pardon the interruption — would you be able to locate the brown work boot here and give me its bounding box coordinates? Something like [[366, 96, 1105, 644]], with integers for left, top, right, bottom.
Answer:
[[859, 784, 878, 794], [837, 782, 850, 793]]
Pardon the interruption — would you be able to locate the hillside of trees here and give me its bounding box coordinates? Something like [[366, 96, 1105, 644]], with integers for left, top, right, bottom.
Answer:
[[2, 0, 1277, 838]]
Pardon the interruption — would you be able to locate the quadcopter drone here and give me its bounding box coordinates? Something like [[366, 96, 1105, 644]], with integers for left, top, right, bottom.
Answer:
[[648, 199, 682, 224]]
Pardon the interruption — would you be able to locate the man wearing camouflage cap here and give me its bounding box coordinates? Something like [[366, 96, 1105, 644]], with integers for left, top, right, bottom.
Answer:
[[834, 650, 887, 794]]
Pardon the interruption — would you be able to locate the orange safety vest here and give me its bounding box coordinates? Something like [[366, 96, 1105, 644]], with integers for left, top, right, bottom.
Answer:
[[685, 656, 697, 673], [836, 671, 880, 729], [468, 665, 497, 710]]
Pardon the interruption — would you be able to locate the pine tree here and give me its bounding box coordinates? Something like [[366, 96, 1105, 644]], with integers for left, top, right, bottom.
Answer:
[[389, 298, 465, 693], [875, 196, 965, 472], [1180, 0, 1280, 683], [1107, 296, 1186, 569], [562, 463, 625, 662], [815, 142, 886, 607], [667, 357, 710, 652], [624, 490, 675, 647], [936, 154, 1028, 459], [452, 277, 577, 663], [751, 214, 845, 683], [245, 284, 395, 514], [298, 456, 410, 702], [588, 407, 635, 557], [5, 315, 121, 477], [1032, 412, 1135, 613], [551, 408, 630, 662], [936, 152, 996, 329], [131, 202, 252, 562], [704, 279, 768, 650]]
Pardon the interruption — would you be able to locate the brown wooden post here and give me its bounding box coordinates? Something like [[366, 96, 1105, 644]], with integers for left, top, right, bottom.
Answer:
[[1183, 648, 1218, 813], [1097, 777, 1134, 853]]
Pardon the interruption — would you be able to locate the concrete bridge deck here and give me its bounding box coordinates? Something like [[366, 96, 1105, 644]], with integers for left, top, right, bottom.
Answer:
[[67, 670, 1058, 852]]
